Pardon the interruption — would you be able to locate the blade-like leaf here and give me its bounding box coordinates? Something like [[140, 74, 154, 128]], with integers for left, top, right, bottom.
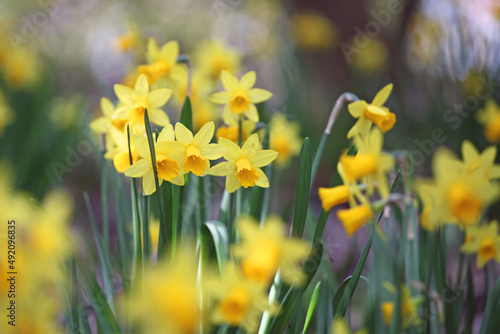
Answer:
[[201, 220, 229, 274], [180, 96, 193, 131], [302, 281, 321, 334], [292, 138, 311, 238]]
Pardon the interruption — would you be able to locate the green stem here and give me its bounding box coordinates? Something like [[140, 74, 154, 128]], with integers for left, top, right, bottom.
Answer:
[[177, 185, 184, 247], [142, 195, 150, 266], [101, 156, 110, 261]]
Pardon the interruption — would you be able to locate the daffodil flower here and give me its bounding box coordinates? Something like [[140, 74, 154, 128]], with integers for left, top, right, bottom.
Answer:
[[342, 128, 394, 199], [232, 215, 310, 285], [209, 134, 277, 193], [90, 97, 128, 134], [139, 39, 186, 86], [337, 204, 373, 236], [207, 264, 277, 333], [476, 99, 500, 143], [380, 282, 423, 329], [159, 122, 225, 176], [269, 113, 302, 168], [461, 220, 500, 268], [105, 128, 140, 173], [209, 70, 272, 126], [330, 317, 367, 334], [195, 40, 242, 80], [347, 83, 395, 138], [125, 125, 184, 195], [458, 140, 500, 180], [113, 74, 172, 128], [215, 119, 256, 143]]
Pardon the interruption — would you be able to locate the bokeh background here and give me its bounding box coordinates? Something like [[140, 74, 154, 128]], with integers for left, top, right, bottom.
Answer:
[[1, 0, 499, 331]]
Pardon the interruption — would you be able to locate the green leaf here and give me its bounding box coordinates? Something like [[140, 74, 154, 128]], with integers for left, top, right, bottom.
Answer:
[[201, 220, 229, 275], [336, 227, 375, 316], [331, 275, 370, 315], [180, 96, 193, 131], [267, 242, 324, 333], [303, 281, 321, 334], [479, 275, 500, 334], [76, 262, 121, 333], [292, 138, 312, 238], [313, 145, 357, 242]]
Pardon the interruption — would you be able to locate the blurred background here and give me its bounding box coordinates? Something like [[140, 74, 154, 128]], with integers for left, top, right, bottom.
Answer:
[[1, 0, 499, 331]]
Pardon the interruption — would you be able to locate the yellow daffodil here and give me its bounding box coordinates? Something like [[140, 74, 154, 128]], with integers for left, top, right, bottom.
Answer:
[[207, 264, 277, 333], [104, 126, 141, 173], [232, 215, 310, 285], [193, 100, 220, 131], [90, 97, 127, 134], [342, 128, 394, 198], [3, 47, 40, 88], [476, 99, 500, 143], [216, 120, 256, 143], [113, 74, 172, 127], [269, 114, 302, 167], [129, 247, 202, 334], [292, 12, 338, 50], [457, 140, 500, 180], [330, 317, 367, 334], [318, 185, 350, 211], [209, 70, 272, 125], [380, 283, 423, 329], [416, 147, 498, 228], [125, 125, 185, 195], [337, 204, 373, 236], [351, 38, 388, 73], [347, 84, 395, 138], [461, 221, 500, 268], [195, 40, 242, 80], [209, 134, 277, 193], [115, 27, 139, 53], [139, 39, 186, 86], [160, 122, 225, 176]]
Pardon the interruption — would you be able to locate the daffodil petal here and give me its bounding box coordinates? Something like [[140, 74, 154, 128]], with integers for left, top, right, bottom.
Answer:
[[240, 71, 256, 90], [193, 122, 215, 147], [247, 88, 272, 103], [242, 134, 261, 157], [209, 161, 236, 176], [114, 84, 135, 106], [255, 168, 269, 188], [222, 104, 238, 126], [125, 159, 151, 177], [142, 171, 156, 195], [480, 145, 497, 165], [148, 109, 170, 126], [209, 91, 232, 104], [148, 88, 172, 107], [249, 150, 278, 167], [175, 122, 194, 144], [220, 70, 240, 92], [101, 97, 115, 117], [226, 174, 241, 193], [157, 124, 175, 142], [157, 140, 185, 156], [90, 117, 109, 133], [372, 83, 393, 106], [219, 137, 241, 161], [160, 40, 179, 65], [135, 74, 149, 98], [133, 134, 151, 158], [146, 38, 160, 63], [200, 143, 226, 159], [348, 100, 368, 118], [245, 104, 259, 122]]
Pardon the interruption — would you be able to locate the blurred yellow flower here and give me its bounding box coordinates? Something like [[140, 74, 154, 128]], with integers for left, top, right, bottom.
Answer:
[[139, 39, 186, 86], [232, 215, 310, 285], [209, 70, 272, 125], [330, 317, 367, 334], [216, 120, 256, 144], [125, 125, 185, 195], [90, 97, 127, 134], [337, 204, 373, 236], [350, 38, 388, 73], [476, 99, 500, 143], [105, 126, 141, 173], [50, 95, 84, 129], [0, 89, 13, 135], [318, 185, 350, 211], [461, 221, 500, 268], [209, 134, 277, 193], [195, 40, 242, 80], [3, 47, 40, 88], [269, 114, 302, 167], [347, 84, 395, 138], [113, 74, 172, 127], [207, 264, 277, 333], [381, 283, 422, 329], [115, 28, 139, 53], [292, 11, 338, 50], [129, 247, 202, 334], [160, 122, 225, 176], [457, 140, 500, 180]]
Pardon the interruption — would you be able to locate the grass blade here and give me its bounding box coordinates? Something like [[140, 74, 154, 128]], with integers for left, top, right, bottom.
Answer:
[[180, 96, 193, 131], [291, 138, 311, 238], [201, 220, 229, 275], [302, 281, 321, 334]]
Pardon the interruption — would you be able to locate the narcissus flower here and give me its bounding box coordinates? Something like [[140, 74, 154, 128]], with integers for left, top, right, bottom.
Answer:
[[292, 11, 338, 50], [350, 38, 388, 73], [125, 125, 185, 195], [90, 97, 127, 134], [161, 122, 225, 176], [318, 185, 350, 211], [209, 70, 272, 125], [113, 74, 172, 127], [139, 39, 186, 86], [347, 84, 395, 138], [337, 204, 373, 236], [380, 283, 423, 329], [216, 120, 256, 143], [232, 215, 310, 285], [209, 134, 277, 193], [476, 99, 500, 143], [104, 127, 141, 173], [269, 114, 302, 167], [461, 221, 500, 268], [330, 317, 367, 334], [457, 140, 500, 181], [195, 40, 242, 80], [342, 128, 395, 198], [207, 264, 277, 333]]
